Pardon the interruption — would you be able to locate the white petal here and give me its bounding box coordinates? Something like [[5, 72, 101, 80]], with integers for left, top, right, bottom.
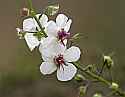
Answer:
[[63, 39, 67, 46], [23, 18, 36, 32], [39, 37, 57, 62], [39, 36, 57, 49], [39, 37, 66, 62], [40, 62, 57, 75], [24, 33, 39, 51], [64, 46, 81, 62], [32, 14, 42, 31], [57, 62, 77, 81], [46, 20, 58, 37], [64, 19, 72, 32], [16, 28, 21, 32], [39, 14, 48, 27], [39, 37, 57, 55], [33, 14, 41, 30], [56, 14, 68, 28], [34, 14, 48, 28]]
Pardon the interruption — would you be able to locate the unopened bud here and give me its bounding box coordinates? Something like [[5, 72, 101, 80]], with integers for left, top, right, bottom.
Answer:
[[104, 56, 114, 68], [16, 28, 25, 39], [75, 74, 86, 82], [79, 86, 87, 96], [110, 82, 119, 90], [21, 8, 29, 17], [93, 93, 102, 97], [44, 4, 59, 16]]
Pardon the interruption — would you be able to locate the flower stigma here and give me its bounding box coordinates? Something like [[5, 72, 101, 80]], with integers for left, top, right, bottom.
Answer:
[[54, 54, 67, 70]]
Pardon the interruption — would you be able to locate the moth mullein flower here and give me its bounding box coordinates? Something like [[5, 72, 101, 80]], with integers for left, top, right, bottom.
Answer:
[[45, 14, 72, 45], [17, 14, 48, 51], [39, 39, 81, 81]]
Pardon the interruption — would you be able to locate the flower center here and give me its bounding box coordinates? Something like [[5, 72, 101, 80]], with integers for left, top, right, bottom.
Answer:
[[54, 54, 65, 66], [57, 29, 70, 45]]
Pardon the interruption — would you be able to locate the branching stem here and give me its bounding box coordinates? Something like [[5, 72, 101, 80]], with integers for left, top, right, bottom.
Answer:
[[74, 62, 125, 97]]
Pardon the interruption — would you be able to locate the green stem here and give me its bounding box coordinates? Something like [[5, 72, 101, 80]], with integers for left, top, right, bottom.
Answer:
[[33, 15, 47, 37], [74, 63, 125, 97], [27, 0, 33, 11], [27, 0, 47, 37]]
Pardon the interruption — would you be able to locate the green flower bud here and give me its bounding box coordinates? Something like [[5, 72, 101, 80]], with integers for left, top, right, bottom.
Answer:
[[79, 86, 87, 96], [93, 93, 102, 97], [110, 82, 119, 90], [75, 74, 86, 82], [104, 56, 114, 68], [44, 4, 59, 16], [16, 28, 26, 39]]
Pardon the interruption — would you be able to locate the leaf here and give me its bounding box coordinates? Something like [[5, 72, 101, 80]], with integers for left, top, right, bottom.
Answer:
[[44, 4, 59, 16]]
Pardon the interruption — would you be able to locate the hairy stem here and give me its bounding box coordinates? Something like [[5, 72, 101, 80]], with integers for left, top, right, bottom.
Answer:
[[74, 62, 125, 97]]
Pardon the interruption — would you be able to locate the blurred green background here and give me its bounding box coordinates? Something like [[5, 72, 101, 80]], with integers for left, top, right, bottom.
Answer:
[[0, 0, 125, 97]]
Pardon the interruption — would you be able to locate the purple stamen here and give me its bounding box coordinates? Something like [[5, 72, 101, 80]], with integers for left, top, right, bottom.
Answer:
[[54, 54, 64, 66], [57, 29, 70, 45], [54, 54, 65, 70]]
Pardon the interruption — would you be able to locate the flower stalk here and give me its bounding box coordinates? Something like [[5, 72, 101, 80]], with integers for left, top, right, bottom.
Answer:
[[27, 0, 47, 37], [74, 62, 125, 97]]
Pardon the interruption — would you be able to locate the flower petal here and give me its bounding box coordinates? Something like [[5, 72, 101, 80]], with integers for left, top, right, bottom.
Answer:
[[45, 20, 58, 37], [16, 28, 21, 32], [39, 37, 57, 61], [23, 18, 36, 32], [39, 14, 48, 27], [24, 33, 39, 51], [57, 62, 77, 81], [39, 37, 66, 61], [63, 46, 81, 62], [56, 14, 68, 28], [64, 19, 72, 32], [63, 39, 67, 46], [40, 62, 57, 75]]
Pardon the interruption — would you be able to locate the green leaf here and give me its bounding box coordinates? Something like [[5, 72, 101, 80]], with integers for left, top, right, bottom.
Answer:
[[44, 4, 59, 16]]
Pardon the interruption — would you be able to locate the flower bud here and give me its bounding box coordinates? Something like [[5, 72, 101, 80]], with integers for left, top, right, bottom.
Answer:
[[21, 8, 29, 17], [16, 28, 25, 39], [44, 4, 59, 16], [93, 93, 102, 97], [103, 56, 114, 69], [110, 82, 119, 90], [75, 74, 86, 82], [79, 86, 87, 96]]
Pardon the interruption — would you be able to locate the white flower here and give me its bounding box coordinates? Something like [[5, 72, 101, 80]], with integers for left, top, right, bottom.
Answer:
[[17, 14, 48, 51], [39, 39, 81, 81], [45, 14, 72, 45]]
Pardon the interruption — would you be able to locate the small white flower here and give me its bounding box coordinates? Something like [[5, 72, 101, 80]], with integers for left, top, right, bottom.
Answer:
[[39, 40, 81, 81], [45, 14, 72, 45], [17, 14, 48, 51]]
